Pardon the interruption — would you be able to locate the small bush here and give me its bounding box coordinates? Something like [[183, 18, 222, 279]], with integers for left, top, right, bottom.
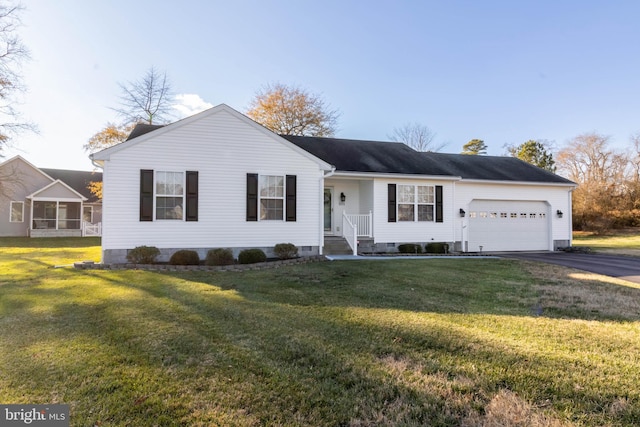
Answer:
[[169, 250, 200, 265], [398, 244, 422, 254], [126, 245, 161, 264], [238, 248, 267, 264], [274, 243, 298, 260], [205, 248, 235, 266], [425, 242, 449, 254]]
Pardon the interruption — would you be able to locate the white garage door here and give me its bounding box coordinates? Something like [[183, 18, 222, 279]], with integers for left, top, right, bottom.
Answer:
[[467, 200, 550, 252]]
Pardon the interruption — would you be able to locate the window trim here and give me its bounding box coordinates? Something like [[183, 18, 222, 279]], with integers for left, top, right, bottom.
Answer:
[[10, 201, 24, 223]]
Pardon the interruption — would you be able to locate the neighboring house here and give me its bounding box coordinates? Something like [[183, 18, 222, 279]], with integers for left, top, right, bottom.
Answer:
[[0, 155, 102, 237], [90, 104, 575, 264]]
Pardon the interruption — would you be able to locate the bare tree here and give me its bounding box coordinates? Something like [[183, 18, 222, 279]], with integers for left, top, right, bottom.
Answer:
[[246, 83, 339, 137], [113, 66, 174, 125], [0, 2, 33, 155], [388, 122, 445, 152], [557, 132, 629, 231]]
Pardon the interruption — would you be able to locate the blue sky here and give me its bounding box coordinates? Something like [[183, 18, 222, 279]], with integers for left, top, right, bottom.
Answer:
[[5, 0, 640, 170]]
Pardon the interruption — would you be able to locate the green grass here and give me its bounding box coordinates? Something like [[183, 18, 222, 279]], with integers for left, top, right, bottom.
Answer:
[[1, 238, 640, 426], [573, 228, 640, 256]]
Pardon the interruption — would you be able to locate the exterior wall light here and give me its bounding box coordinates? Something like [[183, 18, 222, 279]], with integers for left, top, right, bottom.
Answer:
[[557, 210, 563, 218], [459, 209, 466, 217], [340, 192, 346, 202]]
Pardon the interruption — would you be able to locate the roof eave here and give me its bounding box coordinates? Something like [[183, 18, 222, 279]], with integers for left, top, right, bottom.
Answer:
[[459, 178, 577, 187], [331, 171, 462, 181]]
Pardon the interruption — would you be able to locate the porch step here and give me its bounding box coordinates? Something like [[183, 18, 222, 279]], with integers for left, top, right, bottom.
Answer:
[[323, 236, 354, 255]]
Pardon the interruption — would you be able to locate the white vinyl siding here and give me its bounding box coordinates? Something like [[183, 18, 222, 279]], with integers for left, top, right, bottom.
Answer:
[[100, 108, 325, 252], [373, 179, 454, 244], [455, 182, 573, 251]]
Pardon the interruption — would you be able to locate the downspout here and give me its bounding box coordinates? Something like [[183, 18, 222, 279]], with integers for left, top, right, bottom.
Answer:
[[568, 187, 575, 247], [319, 166, 336, 255]]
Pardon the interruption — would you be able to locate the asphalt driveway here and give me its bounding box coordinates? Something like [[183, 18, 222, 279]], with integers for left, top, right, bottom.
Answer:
[[503, 252, 640, 284]]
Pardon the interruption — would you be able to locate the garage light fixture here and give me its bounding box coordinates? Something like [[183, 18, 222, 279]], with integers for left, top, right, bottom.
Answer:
[[556, 210, 563, 218], [459, 209, 466, 217]]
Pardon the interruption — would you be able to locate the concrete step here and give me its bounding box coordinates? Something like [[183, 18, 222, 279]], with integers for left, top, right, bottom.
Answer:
[[323, 236, 354, 255]]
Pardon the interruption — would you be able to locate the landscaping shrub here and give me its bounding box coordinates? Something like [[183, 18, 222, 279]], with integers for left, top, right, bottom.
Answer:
[[169, 250, 200, 265], [398, 243, 423, 254], [126, 245, 161, 264], [425, 242, 449, 254], [205, 248, 235, 266], [273, 243, 298, 260], [238, 248, 267, 264]]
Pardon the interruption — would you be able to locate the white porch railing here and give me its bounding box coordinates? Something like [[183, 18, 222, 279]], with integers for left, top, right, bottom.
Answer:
[[342, 212, 358, 256], [345, 211, 372, 237], [83, 221, 102, 237]]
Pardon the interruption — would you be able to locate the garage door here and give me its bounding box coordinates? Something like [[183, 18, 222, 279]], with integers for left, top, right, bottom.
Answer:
[[467, 200, 550, 252]]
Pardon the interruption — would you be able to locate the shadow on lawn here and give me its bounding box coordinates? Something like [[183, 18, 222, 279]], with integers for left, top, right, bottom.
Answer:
[[8, 268, 633, 425], [165, 259, 640, 323], [2, 263, 638, 425]]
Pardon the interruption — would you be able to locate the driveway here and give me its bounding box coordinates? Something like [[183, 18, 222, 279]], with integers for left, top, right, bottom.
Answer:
[[503, 252, 640, 284]]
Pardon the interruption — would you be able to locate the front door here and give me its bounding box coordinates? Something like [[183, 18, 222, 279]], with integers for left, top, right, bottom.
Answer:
[[324, 188, 333, 233]]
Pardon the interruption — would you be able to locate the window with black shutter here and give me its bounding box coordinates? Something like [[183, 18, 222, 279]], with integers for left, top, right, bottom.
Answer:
[[388, 184, 397, 222], [286, 175, 297, 221], [435, 185, 443, 223], [140, 169, 154, 221], [246, 173, 258, 221], [185, 171, 198, 221]]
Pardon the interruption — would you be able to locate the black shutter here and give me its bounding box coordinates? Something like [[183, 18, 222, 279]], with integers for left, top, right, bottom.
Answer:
[[435, 185, 443, 223], [388, 184, 397, 222], [286, 175, 296, 221], [140, 169, 154, 221], [185, 171, 198, 221], [246, 173, 258, 221]]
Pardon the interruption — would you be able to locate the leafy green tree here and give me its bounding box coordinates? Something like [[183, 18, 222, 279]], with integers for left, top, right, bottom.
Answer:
[[507, 140, 556, 172], [461, 139, 487, 155]]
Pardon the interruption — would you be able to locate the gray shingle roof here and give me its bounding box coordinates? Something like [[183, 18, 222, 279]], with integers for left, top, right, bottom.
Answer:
[[40, 169, 103, 202], [282, 135, 574, 184], [125, 123, 165, 141], [281, 135, 454, 176]]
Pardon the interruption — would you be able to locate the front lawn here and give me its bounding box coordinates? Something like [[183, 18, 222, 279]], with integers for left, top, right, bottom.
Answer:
[[573, 228, 640, 256], [1, 238, 639, 426]]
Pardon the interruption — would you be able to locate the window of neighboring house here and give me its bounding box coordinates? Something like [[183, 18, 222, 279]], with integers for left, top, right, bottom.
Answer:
[[83, 206, 93, 223], [156, 171, 184, 220], [398, 185, 435, 221], [259, 175, 284, 220], [10, 201, 23, 222]]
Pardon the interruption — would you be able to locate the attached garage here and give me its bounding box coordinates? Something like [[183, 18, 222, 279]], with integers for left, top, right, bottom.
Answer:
[[467, 200, 550, 252]]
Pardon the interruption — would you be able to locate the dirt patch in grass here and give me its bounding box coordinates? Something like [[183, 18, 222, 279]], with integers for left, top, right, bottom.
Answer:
[[520, 261, 640, 320], [463, 389, 569, 427]]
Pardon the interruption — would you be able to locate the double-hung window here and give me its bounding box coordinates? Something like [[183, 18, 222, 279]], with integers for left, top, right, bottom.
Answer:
[[259, 175, 284, 220], [397, 185, 435, 222], [10, 201, 23, 222], [155, 171, 184, 220]]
